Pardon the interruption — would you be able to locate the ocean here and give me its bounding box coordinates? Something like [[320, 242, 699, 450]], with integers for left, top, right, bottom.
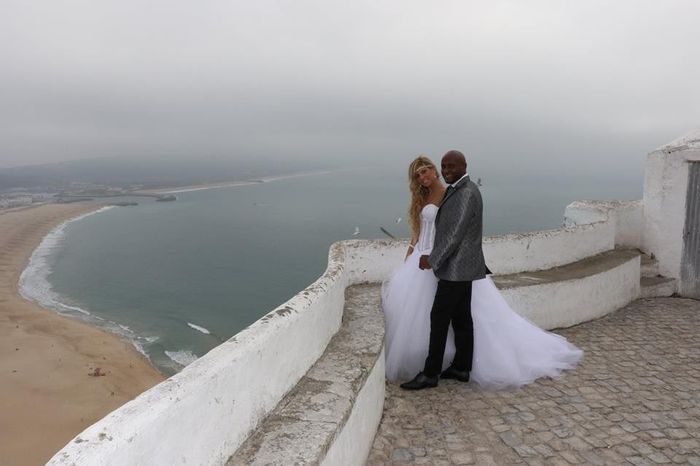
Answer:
[[19, 165, 642, 375]]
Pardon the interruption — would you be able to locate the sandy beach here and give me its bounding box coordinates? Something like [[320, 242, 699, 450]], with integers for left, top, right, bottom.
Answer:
[[0, 203, 164, 466]]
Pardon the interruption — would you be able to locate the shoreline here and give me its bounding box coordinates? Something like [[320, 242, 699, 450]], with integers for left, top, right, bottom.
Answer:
[[0, 203, 164, 466], [147, 168, 341, 194]]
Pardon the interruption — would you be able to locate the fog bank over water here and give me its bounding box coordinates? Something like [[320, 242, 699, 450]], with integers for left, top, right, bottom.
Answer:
[[2, 1, 698, 176]]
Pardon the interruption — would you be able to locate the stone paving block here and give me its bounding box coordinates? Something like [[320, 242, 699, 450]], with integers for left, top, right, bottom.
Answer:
[[449, 452, 475, 464], [578, 450, 605, 466], [513, 445, 538, 458], [391, 447, 415, 461], [647, 451, 672, 463], [558, 450, 582, 464], [369, 298, 700, 465], [627, 456, 654, 466]]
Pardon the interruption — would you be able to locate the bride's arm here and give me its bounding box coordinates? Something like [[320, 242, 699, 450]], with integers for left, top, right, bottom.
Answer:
[[405, 230, 419, 261]]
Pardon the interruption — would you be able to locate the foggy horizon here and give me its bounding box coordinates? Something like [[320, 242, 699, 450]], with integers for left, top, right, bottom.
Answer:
[[2, 1, 698, 175]]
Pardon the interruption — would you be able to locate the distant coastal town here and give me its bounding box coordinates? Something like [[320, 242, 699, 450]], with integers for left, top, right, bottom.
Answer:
[[0, 182, 176, 210], [0, 168, 339, 211]]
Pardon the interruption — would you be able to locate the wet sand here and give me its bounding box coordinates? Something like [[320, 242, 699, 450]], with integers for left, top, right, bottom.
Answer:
[[0, 203, 164, 466]]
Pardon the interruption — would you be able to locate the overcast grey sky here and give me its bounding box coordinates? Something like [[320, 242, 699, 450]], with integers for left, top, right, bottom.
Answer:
[[1, 0, 698, 174]]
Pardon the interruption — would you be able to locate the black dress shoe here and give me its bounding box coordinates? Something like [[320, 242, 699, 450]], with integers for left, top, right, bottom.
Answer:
[[440, 366, 470, 382], [400, 372, 438, 390]]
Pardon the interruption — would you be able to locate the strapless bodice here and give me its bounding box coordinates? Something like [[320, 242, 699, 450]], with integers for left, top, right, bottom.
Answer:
[[415, 204, 438, 253]]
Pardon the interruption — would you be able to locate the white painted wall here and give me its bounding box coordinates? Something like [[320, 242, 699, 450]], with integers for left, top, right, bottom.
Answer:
[[348, 237, 641, 330], [48, 221, 642, 466], [321, 349, 386, 466], [483, 222, 615, 274], [564, 200, 643, 249], [48, 240, 402, 466], [616, 201, 644, 248], [643, 129, 700, 280], [344, 239, 407, 284], [348, 222, 620, 278], [48, 243, 351, 466]]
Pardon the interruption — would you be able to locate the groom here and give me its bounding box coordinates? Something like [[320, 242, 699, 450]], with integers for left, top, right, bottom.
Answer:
[[401, 150, 487, 390]]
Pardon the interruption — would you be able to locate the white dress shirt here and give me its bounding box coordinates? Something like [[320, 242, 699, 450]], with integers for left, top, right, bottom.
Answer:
[[448, 173, 469, 188]]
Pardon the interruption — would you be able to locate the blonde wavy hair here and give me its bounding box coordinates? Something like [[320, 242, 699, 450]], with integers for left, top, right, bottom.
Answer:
[[407, 155, 439, 238]]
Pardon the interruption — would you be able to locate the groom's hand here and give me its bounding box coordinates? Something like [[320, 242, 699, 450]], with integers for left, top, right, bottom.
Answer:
[[419, 255, 432, 270]]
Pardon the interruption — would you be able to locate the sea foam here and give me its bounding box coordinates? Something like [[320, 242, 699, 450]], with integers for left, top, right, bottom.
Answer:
[[17, 206, 160, 362], [19, 206, 115, 317], [165, 350, 198, 367]]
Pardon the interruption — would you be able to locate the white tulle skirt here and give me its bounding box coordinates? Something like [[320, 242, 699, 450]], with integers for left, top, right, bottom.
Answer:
[[381, 251, 583, 388]]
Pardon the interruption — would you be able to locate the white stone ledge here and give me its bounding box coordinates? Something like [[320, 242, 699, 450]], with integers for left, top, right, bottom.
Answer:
[[346, 223, 621, 278], [227, 283, 385, 466], [48, 228, 638, 466], [48, 240, 394, 466], [499, 252, 641, 330], [564, 199, 643, 249], [483, 221, 615, 275], [322, 349, 385, 466], [49, 243, 353, 466]]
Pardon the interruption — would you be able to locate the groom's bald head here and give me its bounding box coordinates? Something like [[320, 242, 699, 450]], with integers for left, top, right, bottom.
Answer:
[[441, 150, 467, 184], [443, 150, 467, 167]]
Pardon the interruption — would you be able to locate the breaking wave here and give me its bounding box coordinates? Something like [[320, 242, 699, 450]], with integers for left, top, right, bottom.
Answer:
[[165, 350, 199, 367], [17, 206, 159, 362], [187, 322, 211, 334]]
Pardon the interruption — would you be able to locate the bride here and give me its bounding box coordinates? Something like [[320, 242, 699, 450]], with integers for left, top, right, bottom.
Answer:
[[381, 155, 582, 389]]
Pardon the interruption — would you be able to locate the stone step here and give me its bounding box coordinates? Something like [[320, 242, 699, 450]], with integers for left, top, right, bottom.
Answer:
[[227, 284, 384, 466], [492, 248, 640, 289], [641, 276, 677, 298], [640, 253, 659, 277], [491, 248, 641, 330], [638, 252, 676, 297]]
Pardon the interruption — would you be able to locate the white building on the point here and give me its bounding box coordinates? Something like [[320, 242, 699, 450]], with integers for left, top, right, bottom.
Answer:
[[642, 128, 700, 299]]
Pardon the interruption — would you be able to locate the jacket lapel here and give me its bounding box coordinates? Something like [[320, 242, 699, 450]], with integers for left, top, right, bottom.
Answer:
[[439, 175, 469, 207], [436, 175, 469, 224]]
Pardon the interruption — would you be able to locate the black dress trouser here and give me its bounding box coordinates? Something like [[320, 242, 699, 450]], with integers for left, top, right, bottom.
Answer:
[[423, 279, 474, 377]]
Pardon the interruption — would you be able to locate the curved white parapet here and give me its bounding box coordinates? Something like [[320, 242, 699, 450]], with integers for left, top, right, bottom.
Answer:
[[225, 282, 385, 466], [48, 240, 397, 466], [343, 238, 407, 284], [48, 227, 639, 466], [49, 243, 352, 466], [564, 200, 643, 249], [347, 221, 621, 278], [483, 221, 615, 275]]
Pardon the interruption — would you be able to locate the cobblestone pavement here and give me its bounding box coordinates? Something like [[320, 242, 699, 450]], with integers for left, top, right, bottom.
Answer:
[[368, 298, 700, 466]]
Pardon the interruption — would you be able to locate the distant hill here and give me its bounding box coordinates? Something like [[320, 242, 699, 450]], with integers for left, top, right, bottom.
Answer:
[[0, 157, 329, 191]]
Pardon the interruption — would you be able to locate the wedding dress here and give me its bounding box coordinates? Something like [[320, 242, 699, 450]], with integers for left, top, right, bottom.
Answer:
[[381, 204, 583, 388]]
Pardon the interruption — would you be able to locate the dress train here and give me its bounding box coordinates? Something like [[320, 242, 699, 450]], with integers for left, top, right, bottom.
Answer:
[[382, 249, 582, 388]]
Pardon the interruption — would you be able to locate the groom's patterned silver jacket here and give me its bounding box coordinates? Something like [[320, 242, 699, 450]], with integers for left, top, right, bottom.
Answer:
[[429, 175, 487, 282]]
